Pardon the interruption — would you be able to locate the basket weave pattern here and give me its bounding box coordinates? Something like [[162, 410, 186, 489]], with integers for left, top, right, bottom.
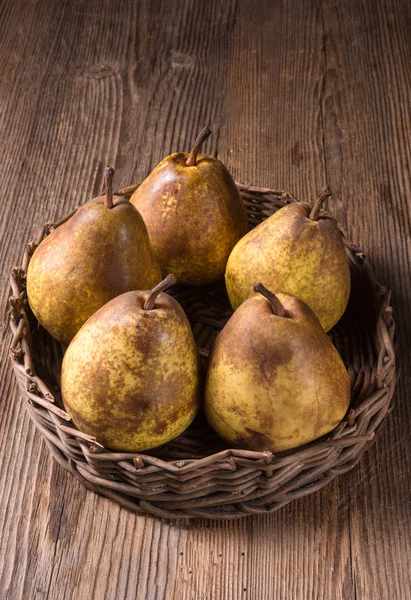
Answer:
[[8, 184, 396, 519]]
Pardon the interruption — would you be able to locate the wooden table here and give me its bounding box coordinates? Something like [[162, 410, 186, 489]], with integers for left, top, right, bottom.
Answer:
[[1, 1, 410, 598]]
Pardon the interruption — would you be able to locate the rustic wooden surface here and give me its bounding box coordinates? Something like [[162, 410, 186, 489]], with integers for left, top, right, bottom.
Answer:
[[1, 0, 410, 598]]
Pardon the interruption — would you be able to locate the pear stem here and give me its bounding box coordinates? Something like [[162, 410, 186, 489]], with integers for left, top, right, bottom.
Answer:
[[105, 167, 115, 208], [143, 274, 177, 310], [185, 126, 212, 167], [309, 185, 332, 220], [253, 282, 286, 317]]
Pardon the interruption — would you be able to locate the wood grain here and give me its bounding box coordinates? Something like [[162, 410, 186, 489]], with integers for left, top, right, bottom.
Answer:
[[321, 2, 411, 599], [0, 0, 410, 598]]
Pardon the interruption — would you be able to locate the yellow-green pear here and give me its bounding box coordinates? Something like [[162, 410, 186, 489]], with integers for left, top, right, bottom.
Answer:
[[27, 168, 162, 345], [61, 275, 200, 452], [205, 283, 350, 452], [225, 187, 350, 331], [130, 127, 249, 285]]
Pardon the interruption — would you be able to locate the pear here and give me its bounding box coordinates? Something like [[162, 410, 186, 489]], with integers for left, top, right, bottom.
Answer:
[[225, 187, 350, 331], [205, 283, 350, 452], [61, 275, 200, 452], [27, 168, 162, 345], [130, 127, 249, 285]]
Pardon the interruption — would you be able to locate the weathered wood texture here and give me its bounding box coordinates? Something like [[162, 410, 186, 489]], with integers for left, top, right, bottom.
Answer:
[[0, 0, 410, 598]]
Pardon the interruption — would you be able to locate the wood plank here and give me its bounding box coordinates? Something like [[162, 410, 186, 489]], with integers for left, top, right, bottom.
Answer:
[[322, 0, 411, 598]]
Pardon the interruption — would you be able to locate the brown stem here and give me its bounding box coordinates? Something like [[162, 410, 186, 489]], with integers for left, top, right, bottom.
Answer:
[[185, 126, 212, 166], [253, 282, 286, 317], [143, 274, 177, 310], [309, 185, 332, 220], [105, 167, 115, 208]]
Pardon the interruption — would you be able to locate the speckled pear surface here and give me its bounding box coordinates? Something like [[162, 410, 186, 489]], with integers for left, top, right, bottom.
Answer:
[[225, 193, 350, 332], [61, 280, 200, 452], [27, 192, 162, 345], [205, 288, 350, 452], [130, 127, 248, 285]]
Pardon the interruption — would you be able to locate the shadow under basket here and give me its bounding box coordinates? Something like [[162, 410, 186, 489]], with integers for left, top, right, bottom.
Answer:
[[8, 183, 396, 520]]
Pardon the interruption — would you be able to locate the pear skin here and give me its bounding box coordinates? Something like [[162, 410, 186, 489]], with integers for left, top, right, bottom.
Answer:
[[205, 285, 350, 452], [225, 187, 350, 331], [61, 276, 200, 452], [27, 169, 162, 345], [130, 127, 249, 285]]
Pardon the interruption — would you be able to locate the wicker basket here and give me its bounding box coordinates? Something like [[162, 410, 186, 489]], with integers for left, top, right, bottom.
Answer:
[[8, 184, 396, 519]]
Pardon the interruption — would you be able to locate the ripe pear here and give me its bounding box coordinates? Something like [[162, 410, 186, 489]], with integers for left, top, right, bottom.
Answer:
[[225, 187, 350, 331], [130, 127, 249, 285], [205, 283, 350, 452], [61, 275, 200, 452], [27, 168, 162, 345]]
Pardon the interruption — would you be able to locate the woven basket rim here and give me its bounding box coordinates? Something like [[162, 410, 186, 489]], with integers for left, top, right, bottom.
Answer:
[[8, 182, 397, 519]]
